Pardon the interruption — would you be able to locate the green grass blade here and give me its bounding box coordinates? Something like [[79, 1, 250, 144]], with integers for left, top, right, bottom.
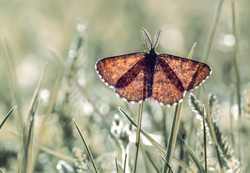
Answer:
[[230, 86, 235, 148], [41, 69, 63, 130], [231, 0, 242, 162], [123, 154, 127, 173], [196, 0, 224, 98], [202, 86, 225, 171], [162, 107, 168, 148], [177, 133, 205, 173], [115, 156, 119, 173], [1, 36, 23, 130], [39, 145, 75, 163], [21, 63, 48, 173], [241, 162, 249, 173], [132, 102, 143, 173], [162, 103, 182, 173], [73, 119, 99, 173], [159, 153, 175, 173], [203, 0, 224, 63], [145, 151, 161, 173], [25, 62, 48, 123], [187, 42, 197, 60], [0, 106, 16, 129], [139, 139, 152, 173], [202, 86, 218, 146], [32, 69, 64, 171], [202, 105, 208, 173]]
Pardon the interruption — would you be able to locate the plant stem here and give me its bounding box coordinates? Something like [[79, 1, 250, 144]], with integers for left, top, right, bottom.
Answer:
[[132, 102, 143, 173], [203, 0, 224, 63], [231, 0, 241, 162], [202, 106, 207, 173], [230, 85, 235, 149], [162, 107, 168, 148], [162, 103, 182, 173]]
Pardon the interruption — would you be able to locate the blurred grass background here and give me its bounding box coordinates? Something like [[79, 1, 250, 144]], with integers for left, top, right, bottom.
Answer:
[[0, 0, 250, 172]]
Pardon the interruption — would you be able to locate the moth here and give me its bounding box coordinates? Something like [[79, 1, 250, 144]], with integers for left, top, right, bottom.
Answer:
[[96, 28, 212, 105]]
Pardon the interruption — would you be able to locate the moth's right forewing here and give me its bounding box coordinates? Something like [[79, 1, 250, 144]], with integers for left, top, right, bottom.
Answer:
[[158, 54, 212, 91]]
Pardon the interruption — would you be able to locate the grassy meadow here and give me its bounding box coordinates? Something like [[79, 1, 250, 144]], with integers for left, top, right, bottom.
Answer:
[[0, 0, 250, 172]]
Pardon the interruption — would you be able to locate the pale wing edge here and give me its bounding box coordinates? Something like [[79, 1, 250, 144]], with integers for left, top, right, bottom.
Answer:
[[151, 90, 186, 107]]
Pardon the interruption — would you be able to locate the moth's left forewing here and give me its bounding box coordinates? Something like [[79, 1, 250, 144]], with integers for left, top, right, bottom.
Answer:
[[95, 52, 145, 87], [158, 54, 212, 91], [96, 52, 148, 103]]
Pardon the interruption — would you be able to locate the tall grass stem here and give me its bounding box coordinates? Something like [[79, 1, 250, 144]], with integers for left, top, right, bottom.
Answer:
[[0, 106, 16, 129], [203, 0, 224, 63], [162, 103, 182, 173], [1, 36, 23, 130], [231, 0, 241, 162], [202, 105, 208, 173], [73, 119, 99, 173], [132, 102, 143, 173]]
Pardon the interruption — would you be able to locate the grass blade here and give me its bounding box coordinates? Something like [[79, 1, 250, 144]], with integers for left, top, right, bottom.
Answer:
[[0, 106, 16, 129], [39, 145, 75, 163], [31, 69, 64, 171], [201, 105, 208, 173], [115, 156, 119, 173], [139, 139, 152, 173], [231, 0, 242, 162], [177, 133, 205, 173], [187, 42, 197, 60], [230, 86, 235, 149], [123, 154, 127, 173], [145, 151, 161, 173], [73, 119, 99, 173], [1, 36, 22, 130], [202, 86, 218, 146], [196, 0, 224, 98], [132, 102, 143, 173], [202, 86, 224, 171], [21, 63, 48, 173], [162, 107, 168, 148], [40, 69, 63, 130], [162, 103, 182, 173], [203, 0, 224, 63], [26, 62, 48, 123], [159, 153, 175, 173]]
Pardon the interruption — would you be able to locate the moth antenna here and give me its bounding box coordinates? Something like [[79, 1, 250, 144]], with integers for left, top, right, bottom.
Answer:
[[153, 29, 162, 49], [140, 27, 152, 50]]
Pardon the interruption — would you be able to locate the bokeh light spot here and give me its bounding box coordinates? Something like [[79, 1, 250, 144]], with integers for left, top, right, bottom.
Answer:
[[223, 34, 235, 47], [160, 27, 184, 51], [16, 60, 39, 88], [40, 89, 50, 102]]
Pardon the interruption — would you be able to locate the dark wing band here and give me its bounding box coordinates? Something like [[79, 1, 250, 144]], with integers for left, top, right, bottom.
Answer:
[[158, 54, 212, 91], [96, 52, 146, 102]]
